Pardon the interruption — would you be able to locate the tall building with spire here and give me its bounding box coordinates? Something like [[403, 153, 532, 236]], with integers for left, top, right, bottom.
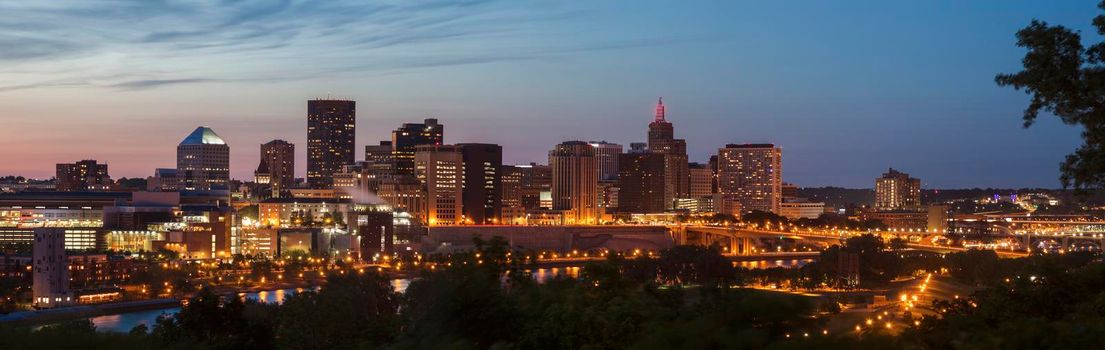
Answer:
[[307, 99, 356, 188], [646, 98, 689, 209], [177, 126, 230, 190]]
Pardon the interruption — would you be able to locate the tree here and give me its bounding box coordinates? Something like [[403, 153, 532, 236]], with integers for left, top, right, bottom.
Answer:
[[996, 2, 1105, 190]]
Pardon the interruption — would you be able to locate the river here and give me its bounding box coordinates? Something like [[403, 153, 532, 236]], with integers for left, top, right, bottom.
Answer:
[[89, 262, 803, 333]]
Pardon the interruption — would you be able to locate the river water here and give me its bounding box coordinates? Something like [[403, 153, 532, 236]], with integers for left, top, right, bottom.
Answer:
[[90, 262, 803, 333]]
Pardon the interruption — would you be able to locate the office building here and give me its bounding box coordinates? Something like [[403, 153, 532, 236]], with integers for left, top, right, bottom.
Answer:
[[717, 144, 782, 213], [501, 165, 524, 210], [779, 201, 826, 220], [177, 127, 230, 191], [56, 160, 111, 191], [458, 143, 502, 224], [307, 99, 356, 188], [550, 141, 599, 224], [392, 118, 444, 177], [618, 152, 666, 213], [646, 98, 689, 208], [260, 140, 295, 194], [589, 141, 623, 181], [875, 168, 921, 210], [415, 145, 463, 225], [513, 163, 552, 210], [688, 162, 713, 199]]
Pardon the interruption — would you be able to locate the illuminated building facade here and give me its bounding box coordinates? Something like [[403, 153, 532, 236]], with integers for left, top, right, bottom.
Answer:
[[550, 141, 599, 224], [717, 144, 782, 214], [177, 127, 230, 191], [589, 141, 623, 181], [260, 140, 295, 195], [501, 165, 524, 209], [307, 99, 356, 188], [56, 160, 111, 192], [875, 168, 921, 210], [258, 198, 350, 228], [688, 162, 713, 199], [392, 118, 444, 177], [415, 145, 463, 225]]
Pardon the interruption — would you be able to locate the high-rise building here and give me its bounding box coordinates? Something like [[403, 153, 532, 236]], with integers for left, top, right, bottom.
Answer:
[[260, 140, 295, 194], [501, 165, 524, 210], [617, 151, 666, 213], [392, 118, 444, 177], [307, 99, 356, 188], [646, 98, 689, 209], [875, 168, 921, 210], [458, 143, 502, 224], [415, 145, 463, 225], [688, 162, 713, 199], [550, 141, 599, 224], [56, 160, 111, 191], [32, 228, 71, 308], [717, 144, 782, 214], [589, 141, 623, 181], [177, 127, 230, 191], [514, 163, 552, 210]]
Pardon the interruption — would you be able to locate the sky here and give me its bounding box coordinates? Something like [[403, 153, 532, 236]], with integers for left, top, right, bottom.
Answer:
[[0, 0, 1100, 188]]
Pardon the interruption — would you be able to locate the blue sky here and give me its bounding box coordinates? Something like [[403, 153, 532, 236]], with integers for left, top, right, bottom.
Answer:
[[0, 0, 1098, 188]]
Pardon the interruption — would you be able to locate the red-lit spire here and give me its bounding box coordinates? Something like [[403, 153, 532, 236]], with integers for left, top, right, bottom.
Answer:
[[654, 97, 666, 122]]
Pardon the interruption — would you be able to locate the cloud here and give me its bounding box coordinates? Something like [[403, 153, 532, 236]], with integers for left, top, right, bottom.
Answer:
[[0, 0, 689, 93], [110, 78, 219, 90], [0, 34, 84, 60]]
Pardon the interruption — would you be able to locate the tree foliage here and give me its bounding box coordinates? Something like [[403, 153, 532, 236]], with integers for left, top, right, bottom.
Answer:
[[997, 1, 1105, 189]]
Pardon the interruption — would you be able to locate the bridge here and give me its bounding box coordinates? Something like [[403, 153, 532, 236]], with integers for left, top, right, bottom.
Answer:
[[672, 225, 1029, 258]]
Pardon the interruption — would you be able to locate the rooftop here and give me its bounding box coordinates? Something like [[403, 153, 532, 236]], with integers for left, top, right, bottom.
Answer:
[[180, 127, 226, 146]]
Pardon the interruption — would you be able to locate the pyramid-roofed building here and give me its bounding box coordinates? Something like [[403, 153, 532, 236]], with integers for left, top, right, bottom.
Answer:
[[180, 127, 227, 145]]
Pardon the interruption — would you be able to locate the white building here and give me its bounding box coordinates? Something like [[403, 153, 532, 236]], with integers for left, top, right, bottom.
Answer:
[[33, 228, 72, 308], [779, 201, 826, 220]]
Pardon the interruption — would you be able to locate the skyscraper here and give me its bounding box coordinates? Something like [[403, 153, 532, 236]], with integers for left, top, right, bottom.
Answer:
[[717, 144, 782, 214], [589, 141, 623, 181], [414, 144, 463, 225], [56, 160, 111, 191], [458, 143, 502, 224], [307, 99, 356, 188], [177, 126, 229, 190], [392, 118, 444, 177], [646, 98, 689, 209], [550, 141, 599, 224], [875, 168, 921, 210], [260, 140, 295, 194], [617, 151, 666, 213]]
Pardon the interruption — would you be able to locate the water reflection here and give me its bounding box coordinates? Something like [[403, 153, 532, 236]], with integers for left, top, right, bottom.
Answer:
[[734, 259, 812, 269]]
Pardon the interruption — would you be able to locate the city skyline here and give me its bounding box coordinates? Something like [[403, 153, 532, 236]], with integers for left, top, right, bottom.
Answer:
[[1, 1, 1100, 188]]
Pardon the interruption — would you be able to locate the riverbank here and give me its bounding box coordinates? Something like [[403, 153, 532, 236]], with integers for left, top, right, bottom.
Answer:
[[0, 298, 181, 327]]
